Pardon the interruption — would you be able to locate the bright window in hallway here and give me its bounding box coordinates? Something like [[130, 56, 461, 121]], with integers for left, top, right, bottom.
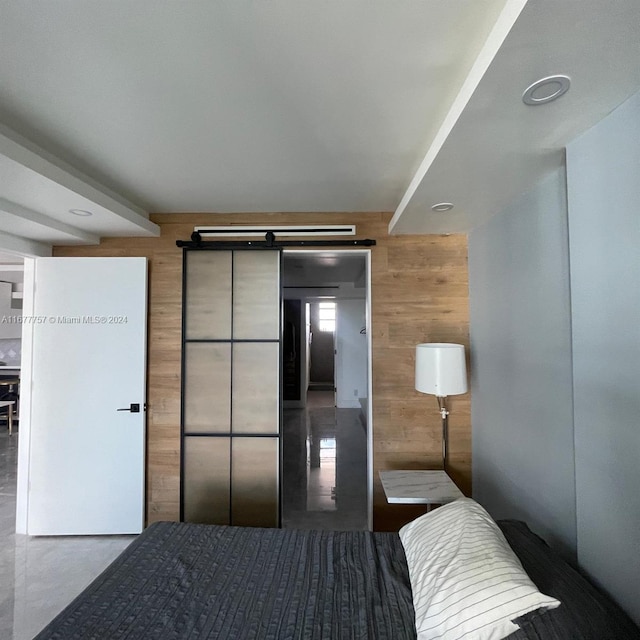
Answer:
[[319, 437, 336, 460], [318, 301, 336, 332]]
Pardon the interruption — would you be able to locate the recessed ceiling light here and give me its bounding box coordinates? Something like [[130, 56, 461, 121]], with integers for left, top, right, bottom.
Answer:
[[69, 209, 93, 216], [431, 202, 454, 212], [522, 75, 571, 105]]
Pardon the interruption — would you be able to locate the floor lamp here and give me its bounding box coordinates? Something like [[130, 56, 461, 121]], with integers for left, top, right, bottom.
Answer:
[[415, 343, 468, 474]]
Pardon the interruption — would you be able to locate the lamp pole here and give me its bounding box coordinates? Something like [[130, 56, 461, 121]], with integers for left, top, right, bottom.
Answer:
[[436, 396, 449, 473]]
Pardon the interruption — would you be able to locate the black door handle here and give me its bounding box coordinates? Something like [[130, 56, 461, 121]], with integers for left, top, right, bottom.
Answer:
[[117, 403, 140, 413]]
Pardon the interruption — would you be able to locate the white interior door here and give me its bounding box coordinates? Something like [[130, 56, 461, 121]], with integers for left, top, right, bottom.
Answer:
[[23, 257, 147, 535]]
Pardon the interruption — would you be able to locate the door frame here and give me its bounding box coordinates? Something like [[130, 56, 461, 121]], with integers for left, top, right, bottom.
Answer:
[[283, 249, 373, 530], [15, 258, 35, 533]]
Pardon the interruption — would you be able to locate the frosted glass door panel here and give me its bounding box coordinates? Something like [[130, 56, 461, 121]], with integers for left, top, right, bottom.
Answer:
[[184, 343, 231, 433], [185, 251, 232, 340], [233, 251, 280, 339], [232, 438, 279, 527], [181, 248, 281, 527], [232, 342, 279, 434], [183, 437, 230, 525]]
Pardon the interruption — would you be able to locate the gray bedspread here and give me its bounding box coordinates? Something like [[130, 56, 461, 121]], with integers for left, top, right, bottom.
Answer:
[[35, 520, 640, 640], [35, 522, 416, 639]]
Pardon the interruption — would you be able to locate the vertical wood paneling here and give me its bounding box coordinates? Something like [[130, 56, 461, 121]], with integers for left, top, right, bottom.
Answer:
[[53, 212, 470, 530]]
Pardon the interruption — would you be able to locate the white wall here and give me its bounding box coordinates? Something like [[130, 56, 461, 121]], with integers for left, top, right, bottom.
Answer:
[[566, 89, 640, 623], [468, 167, 576, 559], [335, 299, 367, 409]]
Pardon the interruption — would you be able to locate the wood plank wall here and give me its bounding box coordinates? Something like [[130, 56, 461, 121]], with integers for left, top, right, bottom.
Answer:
[[54, 212, 470, 531]]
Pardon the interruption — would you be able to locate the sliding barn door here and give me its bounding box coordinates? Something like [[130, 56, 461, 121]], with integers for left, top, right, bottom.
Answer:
[[181, 249, 281, 527]]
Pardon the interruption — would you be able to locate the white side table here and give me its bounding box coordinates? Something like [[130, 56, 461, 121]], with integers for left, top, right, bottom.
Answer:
[[379, 470, 463, 510]]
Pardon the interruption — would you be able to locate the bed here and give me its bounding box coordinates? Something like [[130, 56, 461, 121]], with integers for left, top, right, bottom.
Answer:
[[35, 500, 640, 640]]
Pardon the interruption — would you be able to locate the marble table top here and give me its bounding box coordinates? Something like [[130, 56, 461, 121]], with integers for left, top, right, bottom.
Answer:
[[379, 470, 464, 504]]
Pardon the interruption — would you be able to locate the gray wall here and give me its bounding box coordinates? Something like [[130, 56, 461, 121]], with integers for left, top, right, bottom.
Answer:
[[469, 89, 640, 624], [468, 167, 576, 559], [566, 90, 640, 623]]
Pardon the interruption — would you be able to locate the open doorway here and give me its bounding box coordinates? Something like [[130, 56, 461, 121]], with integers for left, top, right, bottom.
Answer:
[[281, 251, 372, 531], [0, 256, 24, 525]]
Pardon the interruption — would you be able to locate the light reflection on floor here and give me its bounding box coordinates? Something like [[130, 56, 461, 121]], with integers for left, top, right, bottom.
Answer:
[[307, 436, 336, 511], [282, 390, 368, 531]]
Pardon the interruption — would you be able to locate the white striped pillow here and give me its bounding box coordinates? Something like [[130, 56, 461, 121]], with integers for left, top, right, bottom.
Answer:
[[399, 498, 560, 640]]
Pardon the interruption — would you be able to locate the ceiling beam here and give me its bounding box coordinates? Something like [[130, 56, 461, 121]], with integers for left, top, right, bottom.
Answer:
[[0, 124, 159, 237], [0, 230, 51, 258], [388, 0, 528, 233], [0, 198, 100, 244]]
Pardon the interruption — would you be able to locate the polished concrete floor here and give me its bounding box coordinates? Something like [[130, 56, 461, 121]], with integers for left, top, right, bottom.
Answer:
[[0, 390, 368, 637], [282, 390, 368, 531], [0, 431, 134, 639]]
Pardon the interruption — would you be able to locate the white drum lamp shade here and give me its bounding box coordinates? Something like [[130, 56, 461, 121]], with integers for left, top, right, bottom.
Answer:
[[415, 343, 467, 397]]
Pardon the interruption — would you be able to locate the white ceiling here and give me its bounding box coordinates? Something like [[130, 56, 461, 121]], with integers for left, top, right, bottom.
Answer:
[[0, 0, 639, 254], [390, 0, 640, 233]]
